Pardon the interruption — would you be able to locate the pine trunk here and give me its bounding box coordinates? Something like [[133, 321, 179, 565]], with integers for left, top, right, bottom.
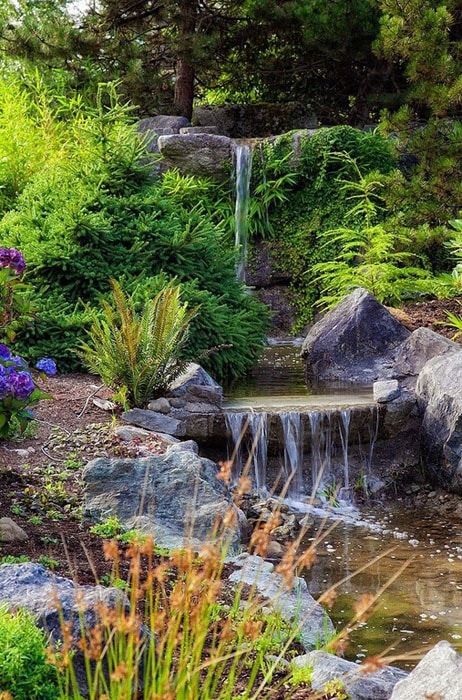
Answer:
[[173, 1, 197, 120]]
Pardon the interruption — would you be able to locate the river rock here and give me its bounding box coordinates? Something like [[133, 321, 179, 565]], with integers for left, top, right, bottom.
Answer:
[[122, 408, 185, 437], [139, 115, 190, 134], [390, 641, 462, 699], [83, 452, 245, 550], [228, 554, 334, 650], [0, 517, 28, 543], [158, 134, 233, 177], [392, 327, 459, 382], [293, 651, 407, 700], [301, 288, 410, 383], [147, 397, 171, 414], [373, 380, 400, 403], [416, 351, 462, 493], [167, 363, 223, 406], [0, 563, 125, 643], [166, 440, 199, 456]]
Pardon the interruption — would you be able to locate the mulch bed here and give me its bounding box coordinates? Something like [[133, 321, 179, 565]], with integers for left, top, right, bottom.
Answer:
[[0, 374, 167, 582], [402, 296, 462, 339]]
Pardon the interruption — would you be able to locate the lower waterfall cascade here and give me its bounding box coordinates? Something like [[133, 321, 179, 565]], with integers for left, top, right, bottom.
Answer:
[[225, 407, 380, 503]]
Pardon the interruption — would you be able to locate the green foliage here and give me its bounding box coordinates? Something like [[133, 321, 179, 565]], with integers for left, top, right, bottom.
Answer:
[[442, 309, 462, 340], [1, 0, 386, 122], [376, 0, 462, 226], [312, 154, 445, 307], [0, 604, 59, 700], [257, 126, 398, 327], [90, 516, 124, 539], [0, 81, 267, 381], [81, 281, 195, 407], [289, 663, 313, 686]]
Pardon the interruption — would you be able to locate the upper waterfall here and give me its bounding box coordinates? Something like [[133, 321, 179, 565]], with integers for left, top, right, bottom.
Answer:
[[234, 144, 253, 282]]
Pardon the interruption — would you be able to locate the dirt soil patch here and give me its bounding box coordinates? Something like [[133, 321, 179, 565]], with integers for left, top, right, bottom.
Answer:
[[402, 296, 462, 340], [0, 373, 168, 582]]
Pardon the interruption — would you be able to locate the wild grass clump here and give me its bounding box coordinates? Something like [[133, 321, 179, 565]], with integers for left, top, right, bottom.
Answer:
[[39, 463, 412, 700]]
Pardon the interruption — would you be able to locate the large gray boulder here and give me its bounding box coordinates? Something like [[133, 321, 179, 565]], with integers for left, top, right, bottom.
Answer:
[[390, 641, 462, 699], [293, 651, 407, 700], [0, 563, 125, 643], [416, 351, 462, 493], [302, 289, 410, 383], [83, 451, 245, 550], [228, 554, 334, 650], [392, 326, 459, 381], [158, 133, 233, 177]]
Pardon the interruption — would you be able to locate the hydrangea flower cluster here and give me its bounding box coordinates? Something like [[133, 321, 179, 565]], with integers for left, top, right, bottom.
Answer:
[[0, 247, 26, 275], [0, 345, 57, 401]]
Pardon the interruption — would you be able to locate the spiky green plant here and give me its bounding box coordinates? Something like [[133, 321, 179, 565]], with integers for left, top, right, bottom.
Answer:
[[80, 280, 197, 407], [442, 308, 462, 341]]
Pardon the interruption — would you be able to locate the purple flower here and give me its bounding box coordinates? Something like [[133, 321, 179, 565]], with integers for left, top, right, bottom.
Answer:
[[0, 247, 26, 275], [35, 357, 57, 376], [7, 370, 35, 399], [9, 355, 27, 368], [0, 344, 11, 360], [0, 374, 9, 399]]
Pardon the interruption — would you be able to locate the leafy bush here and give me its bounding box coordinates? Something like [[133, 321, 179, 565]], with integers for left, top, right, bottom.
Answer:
[[0, 84, 267, 381], [0, 605, 58, 700], [252, 125, 456, 328], [80, 281, 195, 407]]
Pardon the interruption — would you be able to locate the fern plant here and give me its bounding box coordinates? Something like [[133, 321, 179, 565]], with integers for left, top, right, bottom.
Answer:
[[80, 280, 197, 407], [313, 153, 440, 308]]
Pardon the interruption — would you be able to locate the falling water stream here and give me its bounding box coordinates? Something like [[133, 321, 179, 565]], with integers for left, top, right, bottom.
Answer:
[[224, 341, 462, 668], [234, 144, 253, 282]]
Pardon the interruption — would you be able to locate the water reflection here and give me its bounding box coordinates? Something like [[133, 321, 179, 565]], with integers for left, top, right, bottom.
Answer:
[[304, 505, 462, 668]]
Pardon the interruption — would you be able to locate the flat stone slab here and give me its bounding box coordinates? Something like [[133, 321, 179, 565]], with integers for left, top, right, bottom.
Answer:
[[293, 650, 407, 700], [122, 408, 185, 437], [228, 554, 334, 650], [158, 133, 233, 177]]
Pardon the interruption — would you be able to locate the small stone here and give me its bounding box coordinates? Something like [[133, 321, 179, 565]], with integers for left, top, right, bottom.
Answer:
[[92, 397, 117, 412], [0, 517, 28, 543], [266, 540, 284, 558], [373, 379, 400, 403], [115, 426, 152, 442], [147, 398, 171, 414], [166, 440, 199, 456]]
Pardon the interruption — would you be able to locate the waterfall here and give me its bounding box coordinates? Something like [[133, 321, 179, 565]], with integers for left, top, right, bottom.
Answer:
[[226, 411, 268, 492], [225, 407, 378, 504], [225, 412, 245, 482], [234, 144, 253, 282], [280, 412, 304, 499], [247, 412, 268, 494], [339, 409, 351, 491]]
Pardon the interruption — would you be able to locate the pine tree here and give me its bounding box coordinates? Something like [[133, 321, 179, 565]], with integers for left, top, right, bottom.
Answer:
[[377, 0, 462, 224]]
